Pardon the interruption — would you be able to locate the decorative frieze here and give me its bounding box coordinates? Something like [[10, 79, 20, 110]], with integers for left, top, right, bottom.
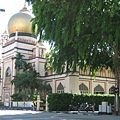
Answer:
[[4, 37, 36, 46]]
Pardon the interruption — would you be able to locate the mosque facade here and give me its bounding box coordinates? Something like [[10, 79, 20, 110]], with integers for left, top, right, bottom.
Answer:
[[0, 6, 115, 102]]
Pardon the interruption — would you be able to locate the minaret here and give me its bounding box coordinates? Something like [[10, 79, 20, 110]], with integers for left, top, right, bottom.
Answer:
[[0, 30, 8, 46], [0, 31, 9, 102]]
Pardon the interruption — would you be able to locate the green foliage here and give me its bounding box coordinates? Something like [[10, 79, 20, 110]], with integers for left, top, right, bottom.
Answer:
[[15, 52, 25, 71], [47, 93, 116, 111], [11, 52, 44, 101], [47, 93, 73, 111], [27, 0, 120, 78], [11, 93, 22, 101]]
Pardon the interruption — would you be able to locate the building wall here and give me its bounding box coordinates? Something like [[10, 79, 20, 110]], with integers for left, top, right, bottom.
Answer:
[[0, 34, 116, 102]]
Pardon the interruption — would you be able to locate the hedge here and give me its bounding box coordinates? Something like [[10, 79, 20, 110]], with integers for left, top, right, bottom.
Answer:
[[47, 93, 118, 111]]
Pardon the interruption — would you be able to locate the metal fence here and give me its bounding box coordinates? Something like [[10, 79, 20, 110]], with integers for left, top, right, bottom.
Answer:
[[0, 101, 45, 111]]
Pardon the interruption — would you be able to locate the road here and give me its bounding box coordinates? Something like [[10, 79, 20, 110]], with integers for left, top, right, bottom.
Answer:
[[0, 110, 120, 120]]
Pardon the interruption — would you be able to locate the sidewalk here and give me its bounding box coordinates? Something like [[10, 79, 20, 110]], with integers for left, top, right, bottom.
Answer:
[[68, 111, 99, 115], [52, 110, 120, 116], [52, 110, 99, 116]]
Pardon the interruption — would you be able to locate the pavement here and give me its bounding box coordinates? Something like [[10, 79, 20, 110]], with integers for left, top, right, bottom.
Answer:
[[0, 110, 120, 120], [53, 110, 101, 116]]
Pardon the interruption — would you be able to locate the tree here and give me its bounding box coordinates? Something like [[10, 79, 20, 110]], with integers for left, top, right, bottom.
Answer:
[[11, 52, 43, 100], [15, 52, 25, 71], [27, 0, 120, 114]]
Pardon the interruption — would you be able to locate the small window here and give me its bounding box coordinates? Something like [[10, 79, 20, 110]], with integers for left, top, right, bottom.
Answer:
[[6, 67, 11, 77], [45, 72, 48, 76], [46, 84, 52, 94]]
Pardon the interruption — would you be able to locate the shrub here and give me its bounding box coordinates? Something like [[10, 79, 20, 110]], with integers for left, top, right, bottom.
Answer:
[[47, 93, 116, 111], [47, 93, 73, 111]]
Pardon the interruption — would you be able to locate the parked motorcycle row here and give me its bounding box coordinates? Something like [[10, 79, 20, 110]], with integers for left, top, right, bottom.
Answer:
[[68, 102, 95, 112]]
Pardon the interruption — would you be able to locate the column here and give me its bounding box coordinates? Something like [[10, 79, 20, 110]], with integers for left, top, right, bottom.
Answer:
[[65, 72, 79, 94], [90, 78, 94, 94], [52, 77, 56, 93]]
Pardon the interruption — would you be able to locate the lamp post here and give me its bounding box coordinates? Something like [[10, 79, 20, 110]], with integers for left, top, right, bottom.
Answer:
[[0, 9, 5, 12]]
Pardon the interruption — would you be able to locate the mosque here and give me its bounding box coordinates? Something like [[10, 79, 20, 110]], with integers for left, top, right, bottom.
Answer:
[[0, 5, 115, 102]]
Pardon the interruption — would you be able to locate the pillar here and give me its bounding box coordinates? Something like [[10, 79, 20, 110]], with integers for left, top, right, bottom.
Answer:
[[65, 72, 79, 94], [35, 46, 39, 73], [105, 80, 108, 94], [52, 77, 56, 93], [45, 95, 48, 111], [90, 78, 94, 94], [37, 95, 40, 111]]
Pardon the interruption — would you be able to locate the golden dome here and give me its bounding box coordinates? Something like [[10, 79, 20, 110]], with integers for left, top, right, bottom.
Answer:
[[8, 7, 33, 35]]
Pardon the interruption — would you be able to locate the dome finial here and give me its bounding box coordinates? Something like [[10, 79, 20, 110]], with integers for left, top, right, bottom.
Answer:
[[20, 1, 29, 12], [24, 0, 27, 8], [15, 26, 18, 40]]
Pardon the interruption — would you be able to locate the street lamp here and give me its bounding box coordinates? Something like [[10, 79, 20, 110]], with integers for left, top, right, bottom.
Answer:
[[0, 9, 5, 12]]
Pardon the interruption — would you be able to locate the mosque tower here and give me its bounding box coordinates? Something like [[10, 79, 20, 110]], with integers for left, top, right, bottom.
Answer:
[[1, 4, 46, 102]]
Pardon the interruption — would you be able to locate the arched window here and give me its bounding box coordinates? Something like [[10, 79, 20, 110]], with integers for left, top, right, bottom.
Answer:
[[46, 84, 52, 94], [79, 83, 88, 94], [5, 67, 11, 82], [109, 86, 115, 94], [6, 67, 11, 77], [57, 82, 64, 93], [94, 84, 104, 94], [45, 72, 48, 76]]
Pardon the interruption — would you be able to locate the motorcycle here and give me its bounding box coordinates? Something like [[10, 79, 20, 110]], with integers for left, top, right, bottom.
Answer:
[[78, 102, 94, 112], [68, 103, 80, 111]]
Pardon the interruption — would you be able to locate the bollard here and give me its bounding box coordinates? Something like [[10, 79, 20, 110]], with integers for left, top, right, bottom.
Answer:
[[45, 95, 48, 111], [37, 95, 40, 111]]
